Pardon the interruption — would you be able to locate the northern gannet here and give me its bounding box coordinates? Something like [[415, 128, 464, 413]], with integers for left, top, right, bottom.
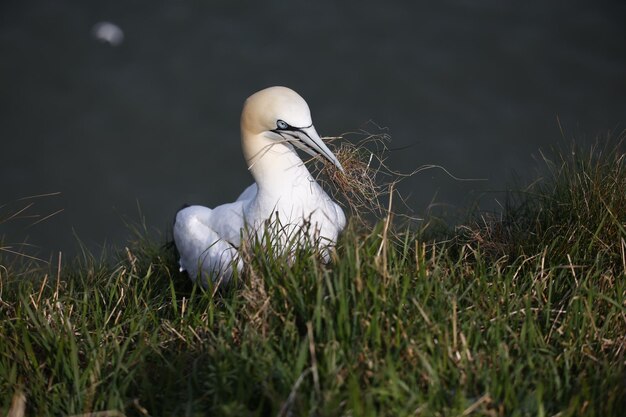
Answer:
[[174, 86, 346, 287]]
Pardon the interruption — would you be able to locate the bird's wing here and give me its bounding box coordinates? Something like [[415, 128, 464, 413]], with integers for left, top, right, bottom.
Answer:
[[173, 205, 241, 287], [236, 183, 258, 202]]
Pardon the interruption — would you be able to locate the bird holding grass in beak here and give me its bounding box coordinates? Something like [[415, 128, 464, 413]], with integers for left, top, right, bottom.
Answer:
[[174, 86, 345, 287]]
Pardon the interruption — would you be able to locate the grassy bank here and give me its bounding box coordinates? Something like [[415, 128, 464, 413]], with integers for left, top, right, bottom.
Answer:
[[1, 141, 625, 416]]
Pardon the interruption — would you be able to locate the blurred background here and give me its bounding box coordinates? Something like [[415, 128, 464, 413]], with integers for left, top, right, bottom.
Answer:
[[1, 0, 625, 258]]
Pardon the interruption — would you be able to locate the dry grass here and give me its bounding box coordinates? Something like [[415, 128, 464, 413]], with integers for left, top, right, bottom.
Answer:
[[315, 130, 475, 231], [315, 131, 404, 223]]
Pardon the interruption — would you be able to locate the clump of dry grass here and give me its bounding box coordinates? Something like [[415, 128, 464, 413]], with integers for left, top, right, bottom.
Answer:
[[314, 130, 408, 224]]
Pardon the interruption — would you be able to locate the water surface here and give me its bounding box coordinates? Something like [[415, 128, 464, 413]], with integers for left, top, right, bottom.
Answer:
[[1, 0, 625, 257]]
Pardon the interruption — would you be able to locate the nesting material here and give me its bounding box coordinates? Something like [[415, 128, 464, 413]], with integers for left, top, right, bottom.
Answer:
[[314, 131, 404, 223]]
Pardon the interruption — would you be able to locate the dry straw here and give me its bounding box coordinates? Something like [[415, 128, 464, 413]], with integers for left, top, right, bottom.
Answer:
[[311, 129, 413, 225], [312, 128, 489, 230]]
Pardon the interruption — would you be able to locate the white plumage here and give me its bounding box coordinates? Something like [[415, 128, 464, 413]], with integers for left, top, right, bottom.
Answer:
[[174, 86, 346, 287]]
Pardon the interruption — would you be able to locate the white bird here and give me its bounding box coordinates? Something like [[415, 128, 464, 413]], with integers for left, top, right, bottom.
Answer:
[[173, 86, 346, 287]]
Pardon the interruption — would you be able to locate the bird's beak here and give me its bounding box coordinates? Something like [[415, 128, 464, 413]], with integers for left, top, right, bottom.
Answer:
[[294, 125, 345, 173]]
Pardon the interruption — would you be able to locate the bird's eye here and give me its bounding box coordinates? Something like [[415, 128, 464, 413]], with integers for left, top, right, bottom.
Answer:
[[276, 120, 289, 130]]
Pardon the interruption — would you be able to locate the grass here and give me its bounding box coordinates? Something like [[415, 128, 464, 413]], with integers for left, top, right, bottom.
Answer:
[[1, 139, 625, 416]]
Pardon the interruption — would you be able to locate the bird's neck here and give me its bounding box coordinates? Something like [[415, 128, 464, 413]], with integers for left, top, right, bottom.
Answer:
[[242, 132, 313, 197]]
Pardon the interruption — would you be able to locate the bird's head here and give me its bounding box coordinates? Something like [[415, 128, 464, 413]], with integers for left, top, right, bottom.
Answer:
[[241, 86, 344, 173]]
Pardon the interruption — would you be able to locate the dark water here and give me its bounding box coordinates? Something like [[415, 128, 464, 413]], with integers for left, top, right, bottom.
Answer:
[[1, 0, 625, 257]]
